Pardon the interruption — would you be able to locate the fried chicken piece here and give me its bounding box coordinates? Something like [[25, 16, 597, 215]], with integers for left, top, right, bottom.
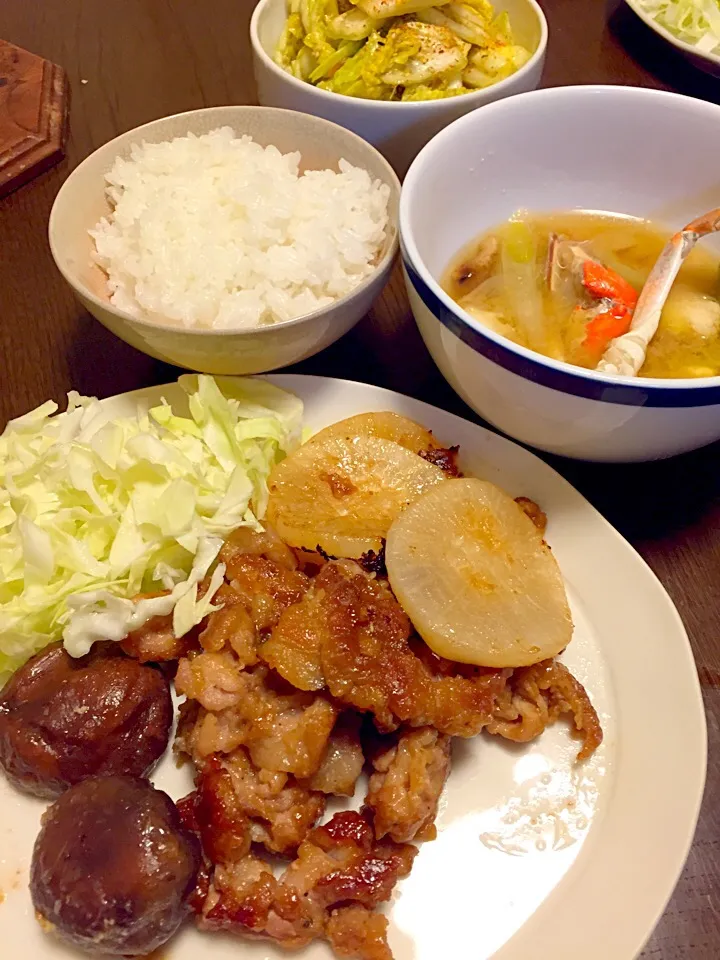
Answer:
[[176, 654, 337, 778], [120, 596, 199, 662], [287, 560, 509, 737], [176, 650, 247, 712], [175, 698, 248, 761], [326, 905, 392, 960], [247, 687, 338, 780], [260, 592, 326, 691], [283, 812, 416, 911], [201, 855, 279, 937], [408, 641, 512, 738], [195, 757, 252, 865], [197, 526, 308, 662], [262, 811, 415, 948], [514, 496, 548, 535], [487, 659, 603, 761], [176, 791, 212, 914], [197, 751, 325, 856], [418, 444, 461, 477], [193, 811, 414, 957], [307, 713, 364, 797], [365, 726, 451, 843], [262, 560, 508, 736], [199, 593, 257, 665], [122, 527, 303, 664], [220, 525, 300, 572], [174, 698, 200, 758], [261, 560, 401, 697], [179, 770, 284, 935], [223, 553, 310, 634]]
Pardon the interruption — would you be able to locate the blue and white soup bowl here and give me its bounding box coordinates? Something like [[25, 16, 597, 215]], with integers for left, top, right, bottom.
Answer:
[[400, 85, 720, 462]]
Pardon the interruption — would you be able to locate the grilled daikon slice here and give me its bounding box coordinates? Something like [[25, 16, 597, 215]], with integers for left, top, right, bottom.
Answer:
[[386, 478, 572, 667], [306, 412, 442, 456], [266, 434, 446, 558]]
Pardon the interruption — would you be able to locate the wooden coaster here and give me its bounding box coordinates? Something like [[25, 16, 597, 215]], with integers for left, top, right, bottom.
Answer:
[[0, 39, 68, 198]]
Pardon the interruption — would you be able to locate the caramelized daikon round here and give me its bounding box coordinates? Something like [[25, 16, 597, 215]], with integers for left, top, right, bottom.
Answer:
[[306, 412, 441, 455], [266, 434, 446, 558], [386, 478, 573, 667]]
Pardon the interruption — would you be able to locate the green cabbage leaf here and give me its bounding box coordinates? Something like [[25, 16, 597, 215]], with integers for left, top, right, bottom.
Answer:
[[0, 375, 302, 684]]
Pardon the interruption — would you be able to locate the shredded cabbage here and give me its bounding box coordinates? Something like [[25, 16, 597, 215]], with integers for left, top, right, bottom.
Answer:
[[0, 375, 302, 684], [274, 0, 531, 101], [634, 0, 720, 53]]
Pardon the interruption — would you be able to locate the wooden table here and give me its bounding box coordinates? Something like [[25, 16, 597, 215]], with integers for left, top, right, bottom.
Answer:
[[0, 1, 718, 956]]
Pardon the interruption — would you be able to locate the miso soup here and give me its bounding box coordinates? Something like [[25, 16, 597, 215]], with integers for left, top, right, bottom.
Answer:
[[442, 211, 720, 378]]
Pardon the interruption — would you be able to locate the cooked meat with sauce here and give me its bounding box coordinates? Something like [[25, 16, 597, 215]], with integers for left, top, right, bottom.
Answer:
[[418, 444, 461, 477], [30, 776, 200, 956], [277, 812, 416, 927], [264, 559, 509, 737], [194, 751, 326, 856], [220, 524, 300, 573], [122, 528, 307, 663], [514, 496, 548, 535], [219, 528, 310, 633], [487, 659, 603, 761], [158, 499, 599, 960], [259, 575, 331, 691], [0, 642, 172, 798], [17, 427, 603, 960], [189, 810, 416, 958], [198, 591, 257, 662], [307, 713, 365, 797], [325, 905, 393, 960], [175, 649, 250, 713], [193, 757, 252, 865], [366, 726, 451, 843], [121, 600, 200, 662], [176, 658, 337, 779], [199, 853, 278, 939]]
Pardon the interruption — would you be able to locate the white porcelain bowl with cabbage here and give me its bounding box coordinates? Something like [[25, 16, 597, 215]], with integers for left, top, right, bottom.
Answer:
[[625, 0, 720, 74], [250, 0, 548, 175]]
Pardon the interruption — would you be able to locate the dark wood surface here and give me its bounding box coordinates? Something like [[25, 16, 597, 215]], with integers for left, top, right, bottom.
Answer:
[[0, 1, 718, 956]]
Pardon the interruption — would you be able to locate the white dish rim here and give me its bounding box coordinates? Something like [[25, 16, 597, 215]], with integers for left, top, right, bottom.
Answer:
[[624, 0, 720, 68]]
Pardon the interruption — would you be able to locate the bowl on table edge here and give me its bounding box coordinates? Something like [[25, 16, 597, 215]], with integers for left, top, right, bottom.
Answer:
[[623, 0, 720, 78], [250, 0, 548, 178], [49, 105, 400, 376], [400, 84, 720, 463]]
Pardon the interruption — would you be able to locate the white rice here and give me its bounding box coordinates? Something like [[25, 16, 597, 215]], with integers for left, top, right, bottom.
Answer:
[[90, 127, 391, 330]]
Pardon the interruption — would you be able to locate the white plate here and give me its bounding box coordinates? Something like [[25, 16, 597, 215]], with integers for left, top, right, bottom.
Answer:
[[624, 0, 720, 76], [0, 375, 707, 960]]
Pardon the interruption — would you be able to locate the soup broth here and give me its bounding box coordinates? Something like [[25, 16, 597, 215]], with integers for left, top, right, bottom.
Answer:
[[442, 211, 720, 378]]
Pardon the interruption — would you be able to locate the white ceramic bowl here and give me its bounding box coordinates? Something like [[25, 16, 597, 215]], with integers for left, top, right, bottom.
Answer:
[[250, 0, 547, 177], [49, 106, 400, 376], [401, 85, 720, 463]]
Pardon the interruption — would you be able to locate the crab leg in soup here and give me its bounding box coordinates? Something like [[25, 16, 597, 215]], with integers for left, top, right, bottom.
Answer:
[[598, 207, 720, 377], [443, 211, 720, 379]]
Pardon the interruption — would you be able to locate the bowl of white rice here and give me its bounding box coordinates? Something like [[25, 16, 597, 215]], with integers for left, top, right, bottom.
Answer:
[[49, 106, 400, 374]]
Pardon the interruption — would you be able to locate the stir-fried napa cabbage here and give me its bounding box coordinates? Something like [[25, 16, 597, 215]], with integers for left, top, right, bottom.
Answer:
[[634, 0, 720, 54], [0, 375, 302, 684], [275, 0, 532, 101]]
